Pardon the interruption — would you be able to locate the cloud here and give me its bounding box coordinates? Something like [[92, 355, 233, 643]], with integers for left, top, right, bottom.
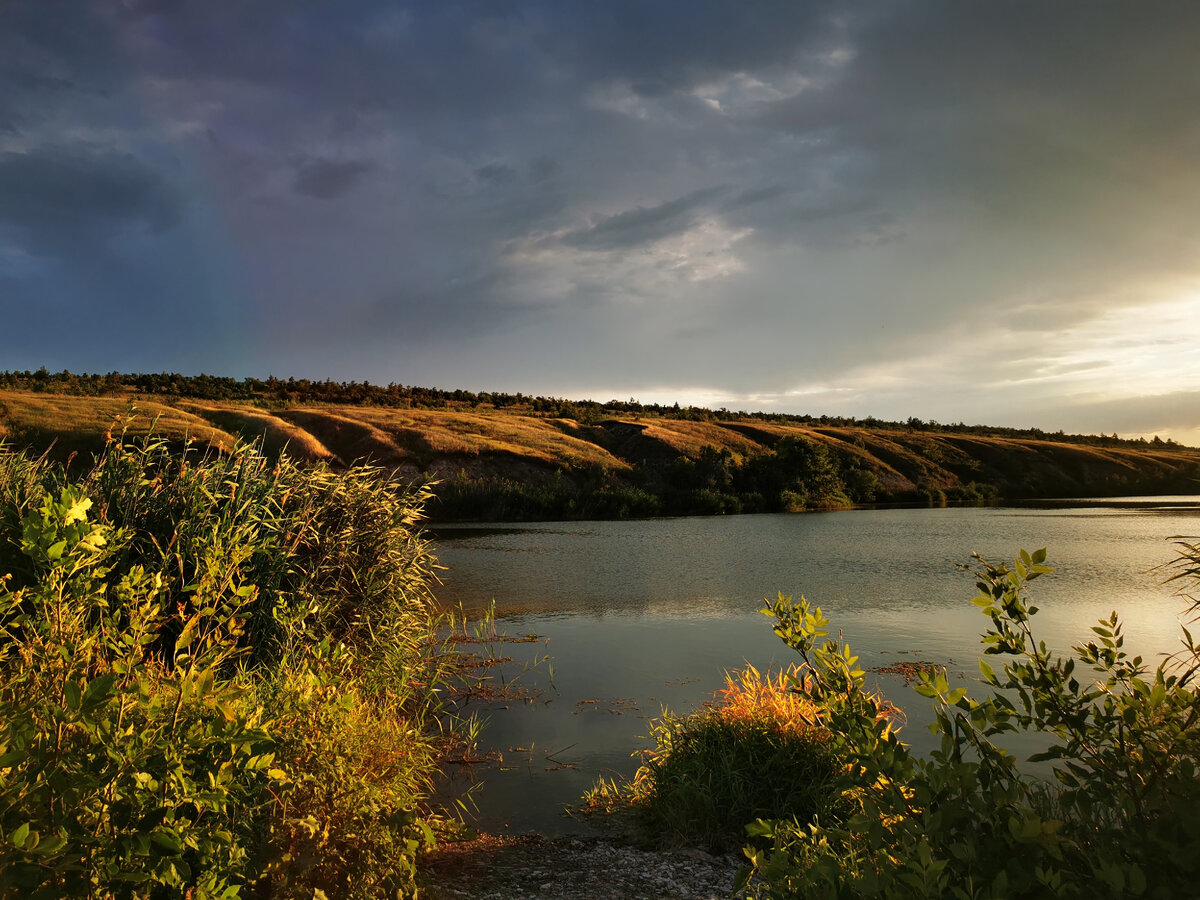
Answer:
[[0, 144, 181, 256], [560, 187, 726, 251], [3, 0, 1200, 443], [537, 0, 843, 94], [1057, 391, 1200, 436], [292, 158, 374, 199], [475, 163, 518, 187], [0, 66, 78, 94]]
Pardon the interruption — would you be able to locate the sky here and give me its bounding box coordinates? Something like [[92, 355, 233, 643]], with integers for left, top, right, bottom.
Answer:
[[2, 2, 1200, 442]]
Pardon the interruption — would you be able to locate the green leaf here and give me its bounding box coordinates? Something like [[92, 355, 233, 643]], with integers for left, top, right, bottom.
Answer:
[[745, 819, 775, 838], [82, 673, 117, 709], [45, 540, 67, 561], [196, 668, 215, 698], [31, 833, 67, 856], [1128, 863, 1146, 895], [945, 687, 968, 706], [63, 681, 82, 712], [419, 820, 436, 847], [151, 829, 183, 854], [176, 617, 199, 650], [10, 823, 30, 848], [914, 681, 938, 699], [63, 494, 92, 525]]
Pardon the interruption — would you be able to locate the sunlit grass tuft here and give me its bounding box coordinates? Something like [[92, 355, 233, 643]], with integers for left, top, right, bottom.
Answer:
[[581, 664, 846, 852]]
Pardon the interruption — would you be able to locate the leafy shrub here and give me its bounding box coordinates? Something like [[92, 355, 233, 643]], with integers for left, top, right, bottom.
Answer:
[[0, 485, 273, 897], [0, 436, 452, 898], [742, 549, 1200, 899], [74, 433, 438, 668], [586, 665, 851, 852], [247, 648, 438, 899]]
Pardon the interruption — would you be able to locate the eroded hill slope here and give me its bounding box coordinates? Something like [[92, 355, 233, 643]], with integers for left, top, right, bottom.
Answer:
[[2, 390, 1197, 520]]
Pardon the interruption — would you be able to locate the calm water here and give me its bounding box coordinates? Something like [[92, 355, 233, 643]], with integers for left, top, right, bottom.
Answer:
[[429, 499, 1200, 835]]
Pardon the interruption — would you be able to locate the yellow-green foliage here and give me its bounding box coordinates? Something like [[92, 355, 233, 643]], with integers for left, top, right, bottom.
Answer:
[[0, 436, 450, 898], [744, 552, 1200, 899]]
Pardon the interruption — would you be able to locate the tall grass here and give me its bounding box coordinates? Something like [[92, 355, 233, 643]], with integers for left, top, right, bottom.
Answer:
[[0, 432, 456, 898]]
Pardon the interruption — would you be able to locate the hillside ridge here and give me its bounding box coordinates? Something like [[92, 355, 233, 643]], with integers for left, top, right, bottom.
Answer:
[[3, 385, 1198, 521]]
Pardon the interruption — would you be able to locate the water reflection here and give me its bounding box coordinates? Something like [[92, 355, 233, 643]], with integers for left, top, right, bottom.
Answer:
[[430, 501, 1200, 835]]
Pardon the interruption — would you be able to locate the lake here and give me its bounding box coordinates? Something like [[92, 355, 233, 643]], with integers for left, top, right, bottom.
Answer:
[[428, 498, 1200, 836]]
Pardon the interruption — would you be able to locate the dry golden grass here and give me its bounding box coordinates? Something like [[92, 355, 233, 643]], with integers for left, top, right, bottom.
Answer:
[[4, 391, 1198, 500], [175, 402, 337, 462], [707, 663, 827, 738], [276, 409, 413, 468], [344, 407, 627, 470], [711, 419, 815, 444], [0, 391, 235, 452], [631, 419, 768, 461], [831, 430, 955, 490]]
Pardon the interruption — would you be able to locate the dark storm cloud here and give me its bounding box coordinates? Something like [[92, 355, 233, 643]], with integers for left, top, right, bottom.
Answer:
[[0, 145, 182, 255], [720, 186, 787, 212], [115, 0, 190, 18], [0, 5, 125, 141], [527, 157, 559, 183], [293, 158, 374, 199], [0, 67, 79, 95], [84, 2, 561, 128], [0, 4, 126, 100], [475, 164, 519, 187], [536, 0, 843, 90]]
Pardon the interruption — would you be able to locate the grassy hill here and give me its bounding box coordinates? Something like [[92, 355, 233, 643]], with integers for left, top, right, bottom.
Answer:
[[3, 386, 1198, 521]]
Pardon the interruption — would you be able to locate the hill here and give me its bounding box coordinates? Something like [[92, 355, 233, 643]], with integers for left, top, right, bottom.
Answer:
[[2, 381, 1198, 521]]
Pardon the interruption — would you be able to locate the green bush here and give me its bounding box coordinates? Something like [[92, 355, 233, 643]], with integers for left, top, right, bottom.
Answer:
[[0, 436, 452, 898], [637, 715, 839, 852], [584, 666, 846, 852], [742, 549, 1200, 899], [0, 484, 272, 897], [247, 648, 438, 899]]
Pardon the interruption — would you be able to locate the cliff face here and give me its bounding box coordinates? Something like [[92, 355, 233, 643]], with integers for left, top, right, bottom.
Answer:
[[2, 390, 1198, 512]]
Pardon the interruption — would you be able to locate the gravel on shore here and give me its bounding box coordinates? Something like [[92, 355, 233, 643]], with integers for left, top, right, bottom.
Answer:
[[420, 833, 750, 900]]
